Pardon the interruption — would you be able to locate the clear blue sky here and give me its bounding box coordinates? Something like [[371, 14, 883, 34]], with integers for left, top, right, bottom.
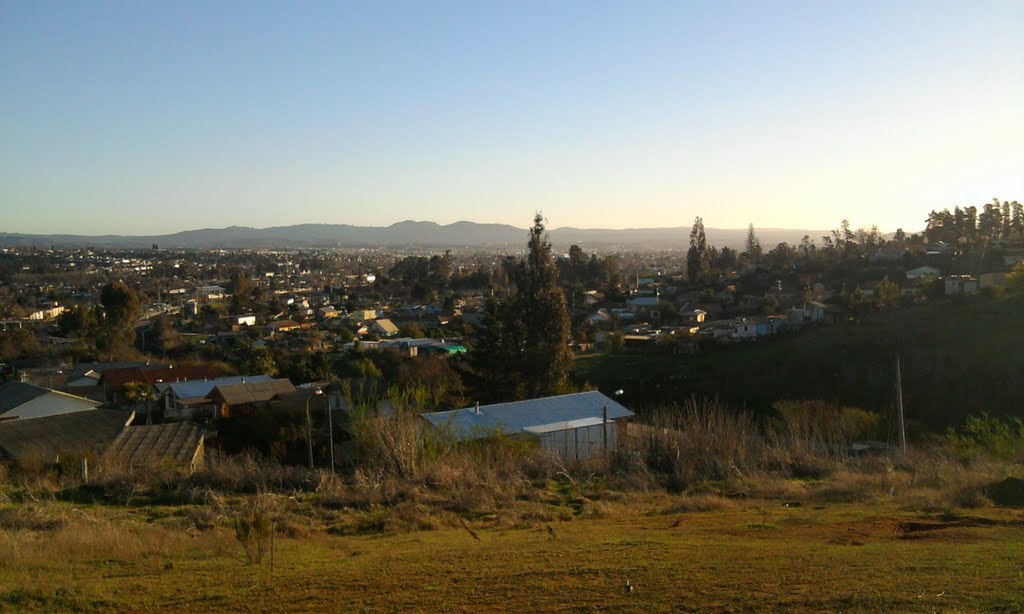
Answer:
[[2, 0, 1022, 235]]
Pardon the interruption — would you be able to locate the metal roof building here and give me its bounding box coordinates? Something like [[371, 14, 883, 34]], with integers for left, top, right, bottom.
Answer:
[[156, 375, 274, 402], [421, 391, 634, 461]]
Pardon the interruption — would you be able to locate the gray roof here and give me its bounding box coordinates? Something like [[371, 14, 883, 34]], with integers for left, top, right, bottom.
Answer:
[[104, 422, 204, 467], [212, 379, 295, 405], [0, 381, 100, 419], [0, 381, 48, 414], [422, 391, 634, 441], [66, 361, 162, 380], [156, 375, 273, 400], [0, 409, 134, 462]]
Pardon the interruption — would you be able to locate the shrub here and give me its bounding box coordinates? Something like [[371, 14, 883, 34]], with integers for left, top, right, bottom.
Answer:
[[233, 494, 276, 565], [946, 414, 1024, 462]]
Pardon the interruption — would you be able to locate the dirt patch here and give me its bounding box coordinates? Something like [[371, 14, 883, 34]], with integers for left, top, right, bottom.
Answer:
[[829, 514, 1019, 545], [987, 477, 1024, 508]]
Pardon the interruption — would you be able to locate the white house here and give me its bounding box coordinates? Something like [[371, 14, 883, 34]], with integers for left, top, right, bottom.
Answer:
[[229, 314, 257, 327], [906, 265, 941, 280], [944, 275, 978, 296]]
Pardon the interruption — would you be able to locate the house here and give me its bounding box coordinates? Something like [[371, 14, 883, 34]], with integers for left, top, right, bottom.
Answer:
[[421, 391, 634, 462], [264, 320, 301, 336], [0, 381, 101, 420], [197, 285, 227, 301], [585, 309, 611, 325], [207, 379, 296, 418], [369, 318, 399, 337], [788, 301, 827, 325], [66, 369, 103, 389], [627, 296, 660, 312], [609, 308, 636, 321], [732, 319, 766, 340], [158, 375, 274, 420], [27, 304, 66, 321], [61, 361, 153, 389], [101, 364, 223, 405], [678, 308, 707, 324], [906, 265, 941, 280], [228, 314, 257, 327], [103, 422, 205, 471], [0, 409, 134, 464], [869, 247, 909, 263], [944, 275, 978, 296], [318, 306, 340, 319], [348, 309, 377, 322]]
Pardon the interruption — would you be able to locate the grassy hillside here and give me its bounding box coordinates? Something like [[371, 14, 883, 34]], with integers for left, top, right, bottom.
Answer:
[[575, 292, 1024, 432], [2, 500, 1022, 612]]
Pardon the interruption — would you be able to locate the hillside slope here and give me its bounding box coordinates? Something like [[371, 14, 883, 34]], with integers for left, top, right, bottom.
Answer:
[[576, 292, 1024, 431]]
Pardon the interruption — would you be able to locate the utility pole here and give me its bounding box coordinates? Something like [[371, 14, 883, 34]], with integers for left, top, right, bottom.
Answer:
[[305, 394, 315, 470], [323, 388, 334, 472], [305, 388, 324, 470], [896, 353, 907, 454]]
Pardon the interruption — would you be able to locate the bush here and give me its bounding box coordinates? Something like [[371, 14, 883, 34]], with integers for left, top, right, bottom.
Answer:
[[946, 414, 1024, 463], [233, 494, 276, 564]]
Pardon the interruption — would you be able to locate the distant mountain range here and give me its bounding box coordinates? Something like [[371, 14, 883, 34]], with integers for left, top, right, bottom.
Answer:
[[0, 221, 832, 251]]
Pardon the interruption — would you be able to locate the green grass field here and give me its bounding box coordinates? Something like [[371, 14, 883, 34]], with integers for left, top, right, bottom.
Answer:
[[2, 499, 1022, 612]]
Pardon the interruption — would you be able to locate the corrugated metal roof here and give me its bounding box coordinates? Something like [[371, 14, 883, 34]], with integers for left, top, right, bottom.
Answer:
[[0, 409, 133, 462], [158, 375, 273, 400], [422, 391, 633, 441], [104, 422, 204, 467], [212, 379, 295, 406]]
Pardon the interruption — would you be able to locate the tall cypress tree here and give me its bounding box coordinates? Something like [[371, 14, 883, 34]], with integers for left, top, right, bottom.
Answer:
[[687, 216, 710, 284], [514, 213, 573, 398], [466, 214, 573, 402]]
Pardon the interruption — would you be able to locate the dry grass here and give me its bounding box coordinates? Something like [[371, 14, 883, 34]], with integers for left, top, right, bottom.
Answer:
[[1, 497, 1022, 612]]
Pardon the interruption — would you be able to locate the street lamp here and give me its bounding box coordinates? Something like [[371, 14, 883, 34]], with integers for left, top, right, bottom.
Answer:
[[305, 387, 323, 470]]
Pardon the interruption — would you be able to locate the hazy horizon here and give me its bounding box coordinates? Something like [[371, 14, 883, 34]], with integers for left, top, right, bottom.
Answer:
[[2, 1, 1022, 235]]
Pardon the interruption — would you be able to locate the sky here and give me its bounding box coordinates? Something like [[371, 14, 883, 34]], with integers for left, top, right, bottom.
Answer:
[[1, 1, 1022, 236]]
